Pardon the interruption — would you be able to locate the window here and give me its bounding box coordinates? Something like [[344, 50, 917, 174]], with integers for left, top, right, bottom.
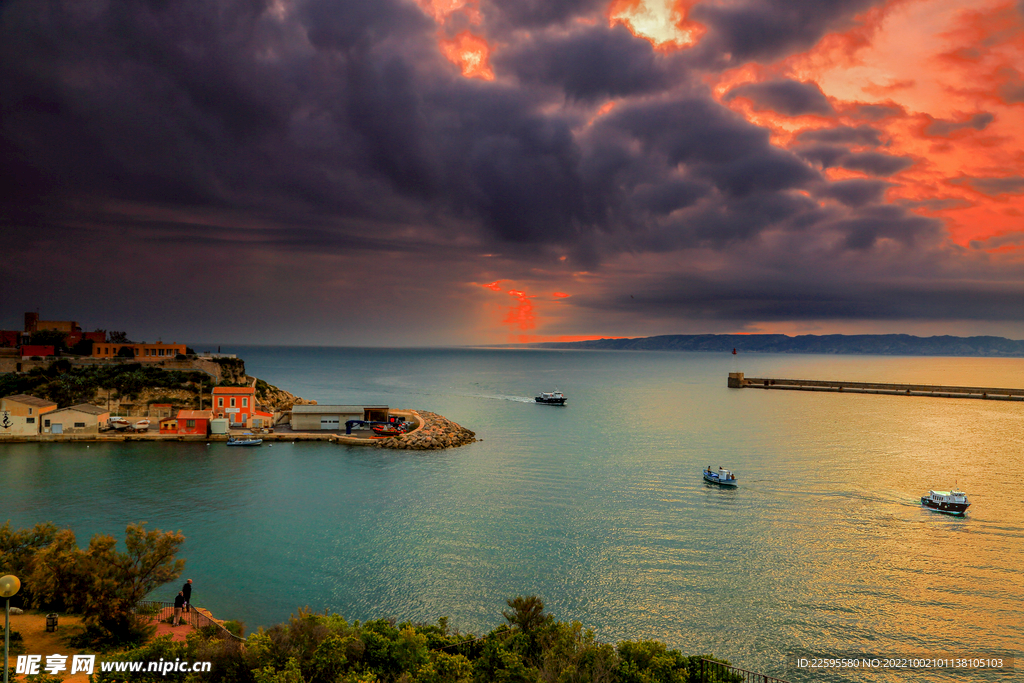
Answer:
[[159, 349, 165, 356], [230, 398, 236, 407], [74, 422, 86, 428], [26, 417, 35, 424], [28, 408, 33, 415], [218, 397, 223, 407], [242, 398, 247, 407], [44, 419, 50, 427], [186, 419, 196, 428]]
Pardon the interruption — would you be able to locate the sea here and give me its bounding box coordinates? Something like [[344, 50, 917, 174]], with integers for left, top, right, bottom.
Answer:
[[4, 347, 1022, 681]]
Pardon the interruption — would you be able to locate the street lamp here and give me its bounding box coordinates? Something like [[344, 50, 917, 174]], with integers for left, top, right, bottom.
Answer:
[[1, 575, 20, 683]]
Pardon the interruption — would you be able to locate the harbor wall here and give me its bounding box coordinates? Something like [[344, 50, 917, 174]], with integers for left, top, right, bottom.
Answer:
[[727, 372, 1024, 400]]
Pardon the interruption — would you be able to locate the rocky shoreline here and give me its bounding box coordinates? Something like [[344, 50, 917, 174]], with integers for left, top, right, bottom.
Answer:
[[374, 410, 476, 450]]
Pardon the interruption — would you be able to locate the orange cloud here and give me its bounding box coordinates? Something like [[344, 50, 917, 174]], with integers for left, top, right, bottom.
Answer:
[[439, 30, 495, 80], [416, 0, 481, 25], [713, 0, 1024, 247], [479, 280, 504, 291], [608, 0, 705, 51], [552, 292, 571, 298]]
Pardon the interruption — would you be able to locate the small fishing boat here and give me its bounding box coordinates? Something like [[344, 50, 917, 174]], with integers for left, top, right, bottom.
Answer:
[[372, 424, 404, 437], [132, 419, 150, 432], [703, 466, 738, 487], [921, 489, 970, 515], [535, 391, 567, 405], [109, 417, 130, 431], [227, 434, 263, 446]]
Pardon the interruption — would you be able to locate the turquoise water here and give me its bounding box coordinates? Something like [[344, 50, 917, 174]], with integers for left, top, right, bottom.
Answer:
[[4, 348, 1023, 681]]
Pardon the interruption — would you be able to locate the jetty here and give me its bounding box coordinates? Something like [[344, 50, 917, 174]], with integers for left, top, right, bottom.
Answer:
[[727, 372, 1024, 401]]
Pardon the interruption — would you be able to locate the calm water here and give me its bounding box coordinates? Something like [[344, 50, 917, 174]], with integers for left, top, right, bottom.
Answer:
[[4, 348, 1023, 681]]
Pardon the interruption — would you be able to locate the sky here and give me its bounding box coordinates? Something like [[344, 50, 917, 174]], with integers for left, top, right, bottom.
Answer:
[[1, 0, 1022, 346]]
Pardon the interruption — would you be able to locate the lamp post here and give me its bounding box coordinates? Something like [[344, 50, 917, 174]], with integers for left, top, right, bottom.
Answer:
[[1, 574, 20, 683]]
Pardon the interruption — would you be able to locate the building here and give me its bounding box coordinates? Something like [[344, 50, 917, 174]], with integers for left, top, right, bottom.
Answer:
[[159, 417, 179, 434], [210, 387, 273, 428], [19, 345, 55, 359], [92, 342, 187, 360], [24, 312, 79, 334], [0, 394, 58, 436], [149, 404, 174, 419], [176, 410, 212, 435], [43, 404, 110, 435], [290, 405, 390, 431]]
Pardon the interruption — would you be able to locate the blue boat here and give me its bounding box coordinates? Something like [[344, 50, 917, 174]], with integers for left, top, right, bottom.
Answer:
[[703, 466, 738, 487]]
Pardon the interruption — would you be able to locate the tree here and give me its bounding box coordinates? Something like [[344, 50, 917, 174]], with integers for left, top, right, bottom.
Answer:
[[70, 338, 94, 356], [502, 595, 552, 635], [28, 330, 69, 352], [0, 521, 59, 608], [81, 523, 186, 643], [117, 346, 136, 358], [27, 529, 90, 612], [44, 373, 95, 407], [108, 331, 131, 343]]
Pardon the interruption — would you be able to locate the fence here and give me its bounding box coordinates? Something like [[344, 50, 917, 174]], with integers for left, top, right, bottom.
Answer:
[[134, 600, 244, 641], [697, 658, 790, 683]]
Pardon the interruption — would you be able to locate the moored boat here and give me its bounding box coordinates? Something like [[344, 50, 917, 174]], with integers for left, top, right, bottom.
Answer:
[[535, 390, 567, 405], [227, 434, 263, 446], [372, 424, 404, 437], [703, 466, 738, 487], [133, 419, 150, 432], [109, 416, 130, 431], [921, 489, 970, 515]]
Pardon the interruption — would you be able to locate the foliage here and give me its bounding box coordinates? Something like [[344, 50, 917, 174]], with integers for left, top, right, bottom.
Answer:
[[5, 362, 212, 408], [117, 346, 136, 358], [84, 596, 742, 683], [108, 331, 131, 343], [28, 330, 70, 351], [69, 338, 94, 356], [0, 520, 58, 607], [11, 522, 185, 646], [225, 620, 246, 637]]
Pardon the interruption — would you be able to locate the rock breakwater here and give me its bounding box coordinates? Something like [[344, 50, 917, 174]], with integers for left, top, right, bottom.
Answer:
[[374, 411, 476, 450]]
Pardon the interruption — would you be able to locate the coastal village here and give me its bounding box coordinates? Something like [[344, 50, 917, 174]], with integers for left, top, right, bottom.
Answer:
[[0, 311, 475, 450]]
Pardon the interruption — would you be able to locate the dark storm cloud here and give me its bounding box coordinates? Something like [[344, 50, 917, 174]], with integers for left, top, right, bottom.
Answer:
[[796, 125, 883, 147], [815, 179, 891, 207], [496, 25, 674, 101], [924, 112, 994, 137], [797, 144, 914, 177], [585, 277, 1024, 322], [852, 103, 906, 120], [479, 0, 606, 30], [838, 151, 915, 177], [950, 175, 1024, 196], [724, 79, 834, 116], [689, 0, 884, 63], [2, 0, 1017, 340]]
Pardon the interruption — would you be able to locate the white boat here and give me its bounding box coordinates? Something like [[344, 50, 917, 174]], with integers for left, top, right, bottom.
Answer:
[[535, 390, 567, 405], [921, 489, 970, 515], [227, 434, 263, 446], [132, 419, 150, 432], [109, 417, 131, 431], [703, 466, 738, 487]]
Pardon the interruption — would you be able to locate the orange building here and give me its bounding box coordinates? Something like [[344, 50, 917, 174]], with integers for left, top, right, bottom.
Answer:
[[176, 410, 212, 435], [211, 387, 273, 428], [159, 417, 179, 434], [92, 342, 187, 360]]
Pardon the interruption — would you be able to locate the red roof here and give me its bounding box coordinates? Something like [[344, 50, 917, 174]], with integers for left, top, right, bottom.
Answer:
[[212, 386, 255, 394]]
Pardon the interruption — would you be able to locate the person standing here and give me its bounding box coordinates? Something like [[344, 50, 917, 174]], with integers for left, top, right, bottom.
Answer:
[[182, 578, 193, 613], [173, 591, 185, 626]]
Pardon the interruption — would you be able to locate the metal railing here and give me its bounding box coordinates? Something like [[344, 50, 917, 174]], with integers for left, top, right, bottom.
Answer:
[[133, 600, 244, 641], [698, 658, 790, 683]]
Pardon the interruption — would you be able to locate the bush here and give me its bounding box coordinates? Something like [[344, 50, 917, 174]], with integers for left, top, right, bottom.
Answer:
[[223, 620, 245, 637]]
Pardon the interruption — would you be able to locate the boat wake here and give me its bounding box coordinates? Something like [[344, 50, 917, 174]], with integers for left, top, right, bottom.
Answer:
[[464, 393, 534, 403]]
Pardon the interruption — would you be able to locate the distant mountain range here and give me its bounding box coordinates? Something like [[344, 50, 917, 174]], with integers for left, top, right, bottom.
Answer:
[[530, 334, 1024, 356]]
